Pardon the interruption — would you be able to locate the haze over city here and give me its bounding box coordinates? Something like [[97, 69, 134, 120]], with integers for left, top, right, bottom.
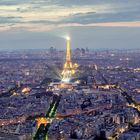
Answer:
[[0, 0, 140, 50]]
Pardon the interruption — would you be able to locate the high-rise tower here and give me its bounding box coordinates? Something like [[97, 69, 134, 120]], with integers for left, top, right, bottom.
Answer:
[[62, 36, 75, 82]]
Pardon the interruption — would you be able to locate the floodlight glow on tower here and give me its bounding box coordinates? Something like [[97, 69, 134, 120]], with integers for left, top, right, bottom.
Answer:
[[66, 36, 70, 41]]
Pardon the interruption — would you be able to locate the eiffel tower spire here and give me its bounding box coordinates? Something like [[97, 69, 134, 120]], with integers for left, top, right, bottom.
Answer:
[[66, 36, 71, 62]]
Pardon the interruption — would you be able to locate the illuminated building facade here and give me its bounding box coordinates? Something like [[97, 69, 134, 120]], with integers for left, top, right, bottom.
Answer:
[[62, 37, 75, 82]]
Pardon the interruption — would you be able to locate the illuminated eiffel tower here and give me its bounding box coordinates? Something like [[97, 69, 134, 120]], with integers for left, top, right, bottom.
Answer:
[[62, 36, 75, 82]]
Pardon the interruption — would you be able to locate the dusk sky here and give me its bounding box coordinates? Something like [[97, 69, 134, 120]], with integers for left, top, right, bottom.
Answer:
[[0, 0, 140, 50]]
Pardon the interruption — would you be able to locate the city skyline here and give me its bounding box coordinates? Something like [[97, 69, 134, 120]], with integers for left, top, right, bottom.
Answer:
[[0, 0, 140, 50], [0, 1, 140, 139]]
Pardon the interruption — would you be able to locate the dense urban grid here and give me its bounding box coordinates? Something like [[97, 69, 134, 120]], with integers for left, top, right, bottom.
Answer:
[[0, 47, 140, 140]]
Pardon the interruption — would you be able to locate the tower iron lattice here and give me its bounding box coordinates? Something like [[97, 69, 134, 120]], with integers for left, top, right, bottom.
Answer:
[[62, 37, 75, 82]]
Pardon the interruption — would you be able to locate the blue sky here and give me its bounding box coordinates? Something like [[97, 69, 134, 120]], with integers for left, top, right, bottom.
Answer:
[[0, 0, 140, 50]]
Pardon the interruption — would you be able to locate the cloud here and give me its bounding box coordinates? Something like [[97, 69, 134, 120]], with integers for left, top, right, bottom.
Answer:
[[64, 11, 140, 24], [0, 16, 22, 24], [0, 0, 140, 32], [1, 21, 140, 32]]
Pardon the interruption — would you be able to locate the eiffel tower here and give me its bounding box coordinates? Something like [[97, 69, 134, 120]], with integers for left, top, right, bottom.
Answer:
[[62, 37, 75, 82]]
